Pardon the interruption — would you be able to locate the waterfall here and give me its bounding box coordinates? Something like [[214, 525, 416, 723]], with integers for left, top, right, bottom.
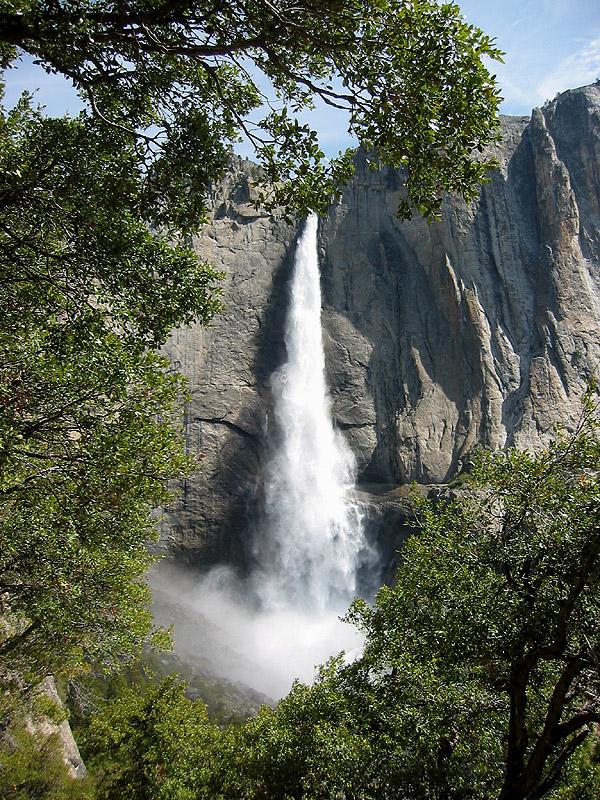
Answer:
[[152, 214, 369, 700], [255, 213, 365, 613]]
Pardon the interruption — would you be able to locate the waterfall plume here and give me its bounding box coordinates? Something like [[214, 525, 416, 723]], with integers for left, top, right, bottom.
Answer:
[[151, 214, 368, 700], [255, 213, 365, 613]]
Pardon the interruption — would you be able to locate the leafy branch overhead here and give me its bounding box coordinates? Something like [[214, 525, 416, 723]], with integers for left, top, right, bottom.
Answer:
[[0, 0, 503, 220]]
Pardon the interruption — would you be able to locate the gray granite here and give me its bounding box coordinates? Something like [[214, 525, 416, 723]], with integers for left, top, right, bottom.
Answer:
[[162, 83, 600, 562]]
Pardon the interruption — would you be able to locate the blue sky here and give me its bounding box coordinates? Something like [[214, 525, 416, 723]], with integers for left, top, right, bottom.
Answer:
[[459, 0, 600, 115], [2, 1, 600, 155]]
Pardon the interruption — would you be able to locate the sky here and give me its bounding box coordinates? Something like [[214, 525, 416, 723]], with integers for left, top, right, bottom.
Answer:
[[459, 0, 600, 115], [2, 1, 600, 155]]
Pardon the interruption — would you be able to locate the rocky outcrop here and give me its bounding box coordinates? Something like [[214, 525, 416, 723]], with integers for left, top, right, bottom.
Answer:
[[25, 677, 87, 780], [320, 88, 600, 483], [163, 83, 600, 563]]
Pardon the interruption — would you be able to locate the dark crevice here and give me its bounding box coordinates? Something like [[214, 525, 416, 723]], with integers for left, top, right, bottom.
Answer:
[[194, 416, 257, 441], [336, 420, 374, 431]]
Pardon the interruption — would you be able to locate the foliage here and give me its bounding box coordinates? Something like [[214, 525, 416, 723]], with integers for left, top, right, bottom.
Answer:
[[0, 90, 221, 682], [0, 0, 503, 219], [79, 669, 370, 800], [0, 95, 223, 348], [547, 735, 600, 800], [0, 322, 186, 678], [80, 677, 221, 800], [214, 662, 374, 800], [0, 691, 94, 800]]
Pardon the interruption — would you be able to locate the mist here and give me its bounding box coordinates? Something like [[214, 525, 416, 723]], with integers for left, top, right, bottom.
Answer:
[[149, 561, 364, 700]]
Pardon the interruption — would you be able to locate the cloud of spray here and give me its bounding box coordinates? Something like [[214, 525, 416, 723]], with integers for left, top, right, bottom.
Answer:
[[150, 562, 364, 700]]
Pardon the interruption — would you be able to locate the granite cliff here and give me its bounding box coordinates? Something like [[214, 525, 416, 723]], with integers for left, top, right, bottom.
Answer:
[[163, 82, 600, 564]]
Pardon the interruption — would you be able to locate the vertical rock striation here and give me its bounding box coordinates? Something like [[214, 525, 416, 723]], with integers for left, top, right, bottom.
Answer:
[[163, 83, 600, 562]]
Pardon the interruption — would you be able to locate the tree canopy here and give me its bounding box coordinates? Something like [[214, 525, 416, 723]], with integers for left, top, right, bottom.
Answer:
[[0, 94, 223, 681], [71, 400, 600, 800], [0, 0, 503, 219]]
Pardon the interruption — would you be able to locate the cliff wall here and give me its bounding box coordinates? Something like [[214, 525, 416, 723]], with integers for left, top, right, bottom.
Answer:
[[164, 83, 600, 562]]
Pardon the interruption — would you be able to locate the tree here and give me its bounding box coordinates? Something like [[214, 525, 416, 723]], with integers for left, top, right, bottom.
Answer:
[[0, 0, 503, 220], [0, 93, 221, 682], [80, 677, 221, 800], [340, 392, 600, 799], [0, 96, 222, 348]]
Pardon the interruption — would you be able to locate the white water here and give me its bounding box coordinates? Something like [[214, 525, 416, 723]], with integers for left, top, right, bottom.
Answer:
[[254, 213, 366, 614], [152, 214, 369, 699]]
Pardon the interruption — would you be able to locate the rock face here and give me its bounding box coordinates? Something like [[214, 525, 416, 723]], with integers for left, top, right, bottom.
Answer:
[[163, 171, 296, 562], [25, 677, 87, 781], [163, 83, 600, 563]]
